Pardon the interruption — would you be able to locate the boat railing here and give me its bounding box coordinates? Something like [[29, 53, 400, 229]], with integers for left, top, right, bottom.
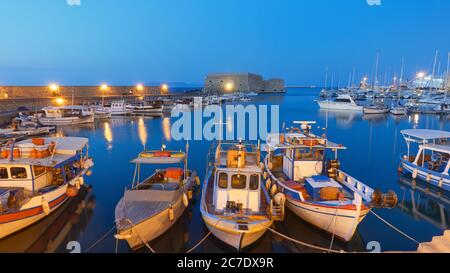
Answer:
[[336, 169, 374, 202]]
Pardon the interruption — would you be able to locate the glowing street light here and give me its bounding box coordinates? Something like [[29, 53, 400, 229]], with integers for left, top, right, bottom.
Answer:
[[224, 82, 234, 92], [48, 83, 60, 96], [55, 97, 65, 105], [100, 83, 109, 106], [161, 84, 169, 94], [416, 72, 426, 79], [136, 84, 144, 92]]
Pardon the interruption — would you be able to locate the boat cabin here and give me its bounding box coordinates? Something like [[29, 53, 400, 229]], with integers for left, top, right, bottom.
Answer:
[[0, 138, 90, 210], [211, 143, 263, 214], [42, 106, 93, 118]]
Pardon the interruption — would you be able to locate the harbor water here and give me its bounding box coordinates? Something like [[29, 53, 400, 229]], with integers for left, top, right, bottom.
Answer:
[[1, 88, 449, 253]]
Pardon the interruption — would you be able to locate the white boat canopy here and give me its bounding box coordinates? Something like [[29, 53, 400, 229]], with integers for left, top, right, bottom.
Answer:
[[131, 155, 186, 165], [401, 129, 450, 143], [421, 143, 450, 154]]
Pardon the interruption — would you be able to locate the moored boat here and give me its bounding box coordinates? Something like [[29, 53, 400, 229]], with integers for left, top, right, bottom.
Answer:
[[399, 129, 450, 191], [316, 94, 363, 111], [38, 106, 95, 126], [363, 105, 389, 114], [114, 144, 198, 250], [264, 121, 397, 242], [200, 141, 282, 251], [0, 137, 94, 239]]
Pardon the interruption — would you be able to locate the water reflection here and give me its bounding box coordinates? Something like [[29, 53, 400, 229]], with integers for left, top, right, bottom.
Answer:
[[398, 175, 450, 230], [138, 117, 148, 148], [162, 117, 171, 141], [103, 121, 113, 149], [0, 186, 95, 253], [318, 109, 361, 128]]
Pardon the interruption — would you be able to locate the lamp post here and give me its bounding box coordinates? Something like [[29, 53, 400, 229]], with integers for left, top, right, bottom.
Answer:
[[100, 84, 109, 106], [161, 84, 168, 95]]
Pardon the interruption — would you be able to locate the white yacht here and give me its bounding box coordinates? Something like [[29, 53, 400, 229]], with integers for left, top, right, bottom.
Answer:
[[108, 100, 133, 116], [316, 94, 363, 111]]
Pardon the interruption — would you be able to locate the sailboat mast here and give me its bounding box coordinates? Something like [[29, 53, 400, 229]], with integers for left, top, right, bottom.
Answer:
[[430, 50, 439, 94], [373, 52, 380, 91]]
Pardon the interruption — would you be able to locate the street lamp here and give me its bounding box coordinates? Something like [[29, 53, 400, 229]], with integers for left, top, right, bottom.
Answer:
[[49, 83, 60, 96], [100, 84, 109, 106], [225, 82, 234, 92], [55, 97, 65, 106], [161, 84, 169, 94]]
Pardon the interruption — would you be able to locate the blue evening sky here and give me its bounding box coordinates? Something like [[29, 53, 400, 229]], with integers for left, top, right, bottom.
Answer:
[[0, 0, 449, 86]]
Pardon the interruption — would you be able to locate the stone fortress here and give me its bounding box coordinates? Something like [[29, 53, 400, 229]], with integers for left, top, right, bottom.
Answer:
[[203, 73, 285, 93]]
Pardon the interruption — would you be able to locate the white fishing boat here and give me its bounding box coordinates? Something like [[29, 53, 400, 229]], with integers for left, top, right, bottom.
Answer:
[[400, 129, 450, 191], [264, 121, 396, 242], [363, 105, 389, 114], [38, 106, 95, 126], [115, 144, 198, 250], [108, 101, 133, 116], [200, 141, 281, 251], [316, 94, 363, 111], [126, 101, 164, 114], [0, 137, 94, 239]]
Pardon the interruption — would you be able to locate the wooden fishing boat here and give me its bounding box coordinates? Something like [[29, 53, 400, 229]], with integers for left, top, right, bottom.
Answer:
[[38, 106, 95, 126], [400, 129, 450, 191], [200, 141, 282, 251], [264, 121, 396, 242], [114, 144, 198, 250], [0, 137, 94, 239]]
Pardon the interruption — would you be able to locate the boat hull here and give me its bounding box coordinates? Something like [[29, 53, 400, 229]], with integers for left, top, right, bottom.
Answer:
[[401, 159, 450, 191], [363, 108, 389, 114], [317, 101, 363, 111], [38, 115, 94, 126], [116, 195, 186, 250], [285, 198, 369, 242], [0, 185, 69, 239], [201, 212, 272, 250]]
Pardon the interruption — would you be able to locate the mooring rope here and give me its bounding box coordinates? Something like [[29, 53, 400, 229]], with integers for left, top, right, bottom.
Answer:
[[369, 210, 419, 244], [85, 224, 116, 253], [186, 231, 212, 253], [268, 227, 345, 253]]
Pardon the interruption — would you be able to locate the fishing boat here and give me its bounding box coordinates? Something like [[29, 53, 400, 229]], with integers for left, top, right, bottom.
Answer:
[[363, 104, 389, 114], [264, 121, 397, 242], [0, 137, 94, 239], [38, 106, 95, 126], [106, 100, 133, 116], [399, 129, 450, 191], [316, 94, 363, 111], [114, 144, 198, 250], [200, 141, 282, 251], [126, 101, 164, 115]]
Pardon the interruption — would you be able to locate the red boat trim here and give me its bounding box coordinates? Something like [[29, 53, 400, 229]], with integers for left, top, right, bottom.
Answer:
[[0, 194, 68, 224]]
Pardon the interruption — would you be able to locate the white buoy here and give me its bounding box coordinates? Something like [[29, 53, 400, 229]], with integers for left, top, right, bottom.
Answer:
[[42, 199, 50, 216], [412, 169, 418, 179], [182, 193, 189, 207]]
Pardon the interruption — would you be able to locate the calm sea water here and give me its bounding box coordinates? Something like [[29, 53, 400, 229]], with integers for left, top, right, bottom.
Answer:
[[1, 88, 449, 253]]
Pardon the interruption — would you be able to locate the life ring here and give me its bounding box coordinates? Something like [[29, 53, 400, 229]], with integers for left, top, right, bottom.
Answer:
[[42, 199, 50, 216]]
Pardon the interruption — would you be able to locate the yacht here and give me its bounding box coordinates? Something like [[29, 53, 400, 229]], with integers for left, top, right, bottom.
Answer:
[[316, 94, 363, 111], [0, 137, 94, 239], [363, 104, 389, 114]]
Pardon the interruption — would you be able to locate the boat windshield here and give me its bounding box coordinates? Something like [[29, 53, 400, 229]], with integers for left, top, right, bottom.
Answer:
[[335, 98, 351, 103]]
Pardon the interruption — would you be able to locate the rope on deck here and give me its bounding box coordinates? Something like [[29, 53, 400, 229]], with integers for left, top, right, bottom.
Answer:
[[268, 227, 345, 253], [85, 224, 116, 253], [186, 231, 212, 253], [369, 210, 419, 245]]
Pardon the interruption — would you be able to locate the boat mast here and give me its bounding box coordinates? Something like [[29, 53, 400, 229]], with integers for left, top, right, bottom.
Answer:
[[445, 52, 450, 100], [430, 50, 439, 94], [373, 52, 380, 91]]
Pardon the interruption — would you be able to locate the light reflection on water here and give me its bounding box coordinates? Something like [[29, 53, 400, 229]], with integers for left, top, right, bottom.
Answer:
[[0, 88, 449, 253]]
